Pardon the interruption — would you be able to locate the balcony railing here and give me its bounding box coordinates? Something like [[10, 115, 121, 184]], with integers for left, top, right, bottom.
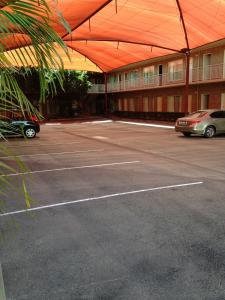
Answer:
[[88, 84, 105, 93], [88, 63, 225, 93], [191, 63, 224, 82]]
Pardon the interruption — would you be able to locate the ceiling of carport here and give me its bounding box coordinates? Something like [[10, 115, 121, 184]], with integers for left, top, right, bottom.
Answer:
[[2, 0, 225, 72]]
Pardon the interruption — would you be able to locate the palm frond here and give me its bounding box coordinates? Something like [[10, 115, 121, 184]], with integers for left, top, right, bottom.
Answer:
[[0, 0, 70, 211], [0, 0, 70, 105]]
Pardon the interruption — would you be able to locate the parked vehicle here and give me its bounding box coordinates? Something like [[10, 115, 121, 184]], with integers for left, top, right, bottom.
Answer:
[[175, 109, 225, 138], [0, 114, 40, 139]]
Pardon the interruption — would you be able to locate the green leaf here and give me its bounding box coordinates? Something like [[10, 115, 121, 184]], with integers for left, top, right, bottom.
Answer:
[[0, 0, 71, 209]]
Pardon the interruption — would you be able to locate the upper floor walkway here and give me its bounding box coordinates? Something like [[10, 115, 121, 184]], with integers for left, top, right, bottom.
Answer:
[[88, 63, 225, 94]]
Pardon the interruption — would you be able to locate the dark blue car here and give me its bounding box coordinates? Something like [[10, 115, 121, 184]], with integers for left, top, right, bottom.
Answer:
[[0, 118, 40, 138]]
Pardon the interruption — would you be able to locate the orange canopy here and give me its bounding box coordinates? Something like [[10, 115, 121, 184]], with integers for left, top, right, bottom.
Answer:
[[3, 0, 225, 72]]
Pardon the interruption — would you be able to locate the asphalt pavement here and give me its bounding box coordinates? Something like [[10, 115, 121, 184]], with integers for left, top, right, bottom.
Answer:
[[1, 120, 225, 300]]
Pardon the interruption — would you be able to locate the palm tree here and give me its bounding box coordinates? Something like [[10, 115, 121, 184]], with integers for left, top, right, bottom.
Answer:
[[0, 0, 69, 211]]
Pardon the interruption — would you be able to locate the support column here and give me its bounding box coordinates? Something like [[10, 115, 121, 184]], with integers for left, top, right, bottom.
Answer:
[[104, 73, 108, 115], [184, 50, 190, 113]]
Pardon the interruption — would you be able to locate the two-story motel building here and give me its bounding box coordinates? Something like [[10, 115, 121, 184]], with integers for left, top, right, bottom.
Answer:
[[88, 40, 225, 121]]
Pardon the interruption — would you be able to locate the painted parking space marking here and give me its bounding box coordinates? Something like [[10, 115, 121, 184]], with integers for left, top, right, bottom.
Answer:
[[0, 182, 203, 217], [45, 123, 62, 126], [1, 141, 81, 148], [92, 136, 109, 140], [83, 120, 113, 124], [0, 149, 105, 159], [1, 160, 140, 177], [116, 121, 175, 129]]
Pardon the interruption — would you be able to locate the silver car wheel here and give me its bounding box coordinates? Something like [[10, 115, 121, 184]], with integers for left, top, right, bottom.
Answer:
[[204, 126, 215, 138], [24, 128, 36, 138]]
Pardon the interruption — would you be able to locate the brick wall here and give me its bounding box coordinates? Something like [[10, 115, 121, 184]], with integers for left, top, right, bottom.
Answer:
[[110, 82, 225, 120]]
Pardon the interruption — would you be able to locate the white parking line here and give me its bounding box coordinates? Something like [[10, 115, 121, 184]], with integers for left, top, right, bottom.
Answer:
[[0, 149, 104, 159], [92, 136, 109, 140], [3, 141, 81, 148], [45, 123, 62, 125], [116, 121, 175, 129], [83, 120, 113, 124], [0, 182, 203, 217], [2, 161, 140, 177]]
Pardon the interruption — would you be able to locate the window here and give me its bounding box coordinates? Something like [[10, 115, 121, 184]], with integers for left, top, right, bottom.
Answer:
[[143, 66, 155, 84], [118, 73, 123, 89], [130, 70, 138, 80], [158, 65, 163, 85], [167, 96, 174, 112], [109, 74, 117, 84], [129, 98, 135, 111], [156, 96, 162, 112], [109, 74, 118, 90], [201, 94, 209, 109], [174, 95, 182, 112], [210, 111, 225, 118], [167, 95, 182, 112], [137, 97, 143, 111], [124, 98, 128, 111], [221, 93, 225, 109], [148, 97, 154, 112], [158, 65, 163, 76], [118, 98, 122, 111], [127, 70, 139, 88], [143, 97, 149, 112], [189, 57, 193, 82], [168, 59, 183, 81], [203, 54, 211, 80]]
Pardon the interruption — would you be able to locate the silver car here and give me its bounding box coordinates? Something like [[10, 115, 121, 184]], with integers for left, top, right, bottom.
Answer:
[[175, 109, 225, 138]]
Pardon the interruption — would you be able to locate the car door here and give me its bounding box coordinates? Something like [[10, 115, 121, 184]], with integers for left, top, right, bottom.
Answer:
[[0, 119, 12, 135], [1, 119, 22, 136], [210, 111, 225, 133], [10, 120, 25, 135], [220, 111, 225, 133]]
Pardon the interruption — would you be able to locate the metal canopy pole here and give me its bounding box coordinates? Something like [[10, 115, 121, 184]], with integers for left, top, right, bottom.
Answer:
[[61, 0, 113, 39], [176, 0, 190, 114], [184, 50, 190, 113]]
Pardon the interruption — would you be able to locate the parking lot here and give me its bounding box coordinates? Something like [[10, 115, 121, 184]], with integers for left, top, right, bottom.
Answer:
[[1, 120, 225, 299]]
